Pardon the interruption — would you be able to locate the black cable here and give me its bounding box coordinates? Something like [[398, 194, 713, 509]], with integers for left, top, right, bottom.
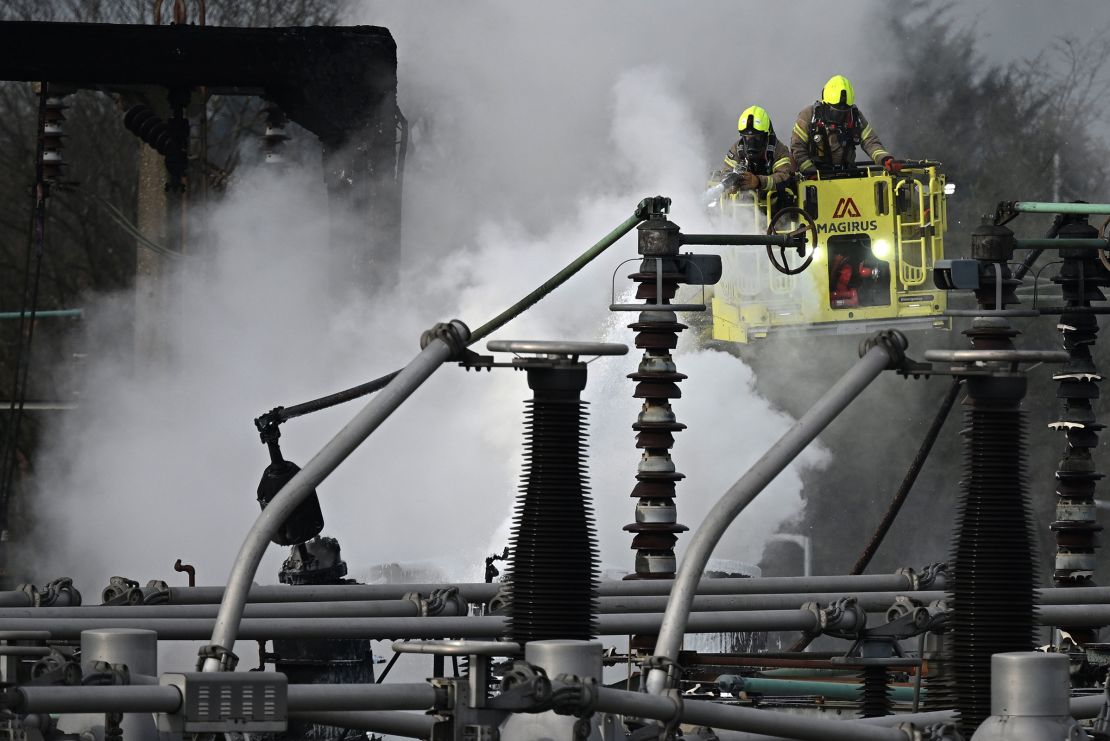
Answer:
[[256, 210, 645, 430], [1013, 213, 1064, 281], [787, 377, 962, 653], [0, 86, 49, 553], [850, 376, 963, 575]]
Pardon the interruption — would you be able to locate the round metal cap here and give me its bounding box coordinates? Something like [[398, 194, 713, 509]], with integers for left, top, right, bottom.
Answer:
[[991, 651, 1070, 717]]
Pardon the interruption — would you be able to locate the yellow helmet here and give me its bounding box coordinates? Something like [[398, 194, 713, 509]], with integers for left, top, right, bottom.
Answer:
[[738, 105, 772, 134], [821, 75, 855, 107]]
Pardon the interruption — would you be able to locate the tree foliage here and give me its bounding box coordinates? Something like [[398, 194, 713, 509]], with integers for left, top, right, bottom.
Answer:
[[757, 2, 1110, 583]]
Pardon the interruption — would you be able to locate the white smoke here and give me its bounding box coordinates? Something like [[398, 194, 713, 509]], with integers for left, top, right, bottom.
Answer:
[[23, 3, 906, 669]]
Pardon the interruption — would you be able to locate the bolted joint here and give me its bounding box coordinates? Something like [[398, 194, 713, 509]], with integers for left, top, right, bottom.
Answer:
[[911, 562, 948, 590], [820, 597, 868, 639], [634, 195, 672, 220], [490, 661, 553, 711], [426, 678, 453, 711], [420, 320, 471, 359], [36, 577, 81, 607], [195, 644, 238, 672], [549, 675, 601, 718], [859, 329, 909, 369], [101, 576, 143, 606], [424, 587, 468, 617]]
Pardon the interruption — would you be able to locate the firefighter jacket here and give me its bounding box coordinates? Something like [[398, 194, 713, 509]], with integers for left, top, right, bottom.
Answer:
[[712, 138, 794, 193], [790, 103, 891, 175]]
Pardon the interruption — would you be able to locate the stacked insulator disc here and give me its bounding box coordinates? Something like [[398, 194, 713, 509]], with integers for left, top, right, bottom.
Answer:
[[507, 395, 598, 644], [858, 666, 892, 718], [42, 95, 67, 182], [262, 104, 291, 166], [1049, 229, 1107, 644], [949, 401, 1038, 737], [624, 261, 690, 582]]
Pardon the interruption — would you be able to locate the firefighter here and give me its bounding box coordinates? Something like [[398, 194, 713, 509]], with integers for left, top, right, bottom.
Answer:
[[710, 105, 795, 197], [790, 75, 899, 177]]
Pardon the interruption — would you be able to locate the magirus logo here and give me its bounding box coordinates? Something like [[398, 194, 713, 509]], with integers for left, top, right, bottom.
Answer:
[[832, 197, 862, 218]]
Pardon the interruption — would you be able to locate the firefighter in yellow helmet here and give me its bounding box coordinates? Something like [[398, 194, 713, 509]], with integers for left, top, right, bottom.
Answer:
[[790, 75, 898, 177], [711, 105, 795, 196]]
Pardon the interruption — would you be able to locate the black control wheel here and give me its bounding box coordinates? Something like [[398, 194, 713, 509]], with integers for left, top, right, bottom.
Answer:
[[766, 206, 818, 276]]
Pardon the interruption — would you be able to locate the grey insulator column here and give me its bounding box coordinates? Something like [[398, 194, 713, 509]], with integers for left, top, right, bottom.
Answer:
[[494, 342, 611, 645], [623, 210, 690, 587], [949, 221, 1039, 737]]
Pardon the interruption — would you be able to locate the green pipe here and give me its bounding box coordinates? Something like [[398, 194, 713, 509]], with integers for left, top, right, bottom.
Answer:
[[1014, 201, 1110, 215], [0, 309, 82, 320], [759, 668, 859, 678], [718, 675, 923, 703], [1014, 238, 1109, 250]]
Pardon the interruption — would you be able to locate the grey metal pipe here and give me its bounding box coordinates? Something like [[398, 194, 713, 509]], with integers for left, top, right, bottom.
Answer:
[[0, 646, 51, 656], [0, 599, 426, 619], [1014, 238, 1110, 250], [923, 349, 1070, 363], [203, 321, 469, 672], [1072, 693, 1105, 719], [286, 683, 438, 711], [10, 685, 181, 714], [289, 710, 434, 739], [648, 341, 900, 695], [711, 711, 955, 741], [0, 610, 821, 640], [591, 687, 907, 741], [168, 572, 942, 605], [679, 234, 803, 247], [0, 592, 34, 607], [710, 695, 1101, 741], [171, 583, 499, 604], [599, 591, 945, 614], [1039, 605, 1110, 627]]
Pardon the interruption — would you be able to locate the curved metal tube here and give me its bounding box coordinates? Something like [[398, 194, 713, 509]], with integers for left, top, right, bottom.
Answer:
[[203, 321, 469, 671], [648, 342, 899, 695]]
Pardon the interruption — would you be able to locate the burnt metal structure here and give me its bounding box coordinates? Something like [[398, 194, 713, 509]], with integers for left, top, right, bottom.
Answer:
[[268, 536, 376, 741], [0, 20, 405, 285]]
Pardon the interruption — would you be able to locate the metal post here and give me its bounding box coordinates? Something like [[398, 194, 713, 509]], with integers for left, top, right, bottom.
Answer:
[[766, 534, 812, 577], [202, 321, 469, 672], [647, 335, 905, 694], [81, 629, 159, 741]]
